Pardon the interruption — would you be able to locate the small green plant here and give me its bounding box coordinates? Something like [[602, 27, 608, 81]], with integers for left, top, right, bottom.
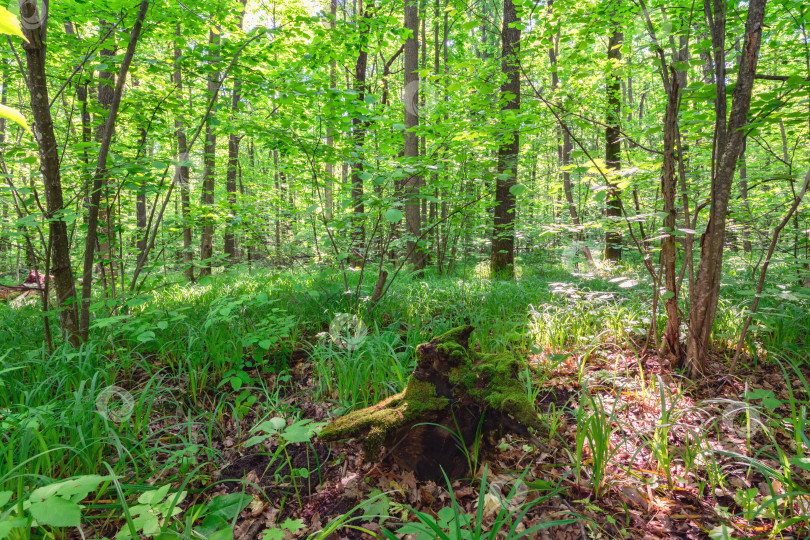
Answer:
[[244, 416, 327, 507], [262, 517, 305, 539], [307, 490, 396, 539], [650, 376, 685, 487], [0, 475, 113, 539], [382, 465, 576, 539], [116, 484, 188, 539], [574, 391, 625, 498]]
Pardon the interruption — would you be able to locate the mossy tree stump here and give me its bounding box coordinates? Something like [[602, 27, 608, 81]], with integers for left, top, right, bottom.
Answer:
[[319, 326, 547, 480]]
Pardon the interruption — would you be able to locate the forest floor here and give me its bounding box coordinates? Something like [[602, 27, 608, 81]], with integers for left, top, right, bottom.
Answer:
[[170, 343, 810, 539], [3, 261, 810, 539]]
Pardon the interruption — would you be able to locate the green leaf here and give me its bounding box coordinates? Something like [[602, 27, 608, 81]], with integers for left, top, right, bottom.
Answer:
[[206, 493, 252, 520], [280, 518, 305, 532], [281, 419, 324, 443], [437, 506, 456, 528], [384, 209, 403, 223], [0, 104, 30, 133], [392, 123, 406, 131], [789, 455, 810, 471], [208, 529, 234, 540], [745, 389, 774, 400], [661, 291, 675, 300], [137, 331, 156, 343], [708, 524, 733, 540], [29, 497, 81, 528], [0, 519, 27, 538], [761, 396, 782, 411], [0, 7, 26, 42], [29, 475, 112, 504], [138, 484, 171, 506], [262, 529, 285, 540], [509, 184, 527, 196], [361, 490, 390, 522], [0, 491, 12, 506]]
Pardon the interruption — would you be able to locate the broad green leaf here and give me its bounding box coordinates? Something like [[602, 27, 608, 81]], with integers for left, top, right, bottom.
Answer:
[[281, 419, 324, 443], [708, 524, 733, 540], [138, 483, 171, 505], [208, 529, 234, 540], [361, 490, 390, 522], [0, 104, 30, 132], [789, 455, 810, 471], [384, 209, 403, 223], [29, 497, 81, 528], [280, 518, 305, 532], [509, 184, 527, 196], [0, 518, 27, 538], [206, 493, 252, 519], [262, 529, 285, 540], [0, 7, 26, 42], [29, 475, 112, 503]]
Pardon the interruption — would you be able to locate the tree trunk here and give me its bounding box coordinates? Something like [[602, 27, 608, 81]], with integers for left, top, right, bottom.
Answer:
[[95, 19, 116, 286], [19, 0, 80, 345], [491, 0, 520, 278], [199, 28, 221, 278], [349, 0, 371, 265], [604, 22, 623, 262], [224, 127, 240, 263], [686, 0, 767, 376], [660, 68, 682, 361], [175, 25, 193, 280], [273, 148, 282, 262], [324, 0, 337, 222], [224, 1, 247, 264], [404, 0, 424, 270]]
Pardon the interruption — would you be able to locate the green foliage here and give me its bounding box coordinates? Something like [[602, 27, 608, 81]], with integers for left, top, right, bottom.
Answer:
[[381, 466, 577, 539]]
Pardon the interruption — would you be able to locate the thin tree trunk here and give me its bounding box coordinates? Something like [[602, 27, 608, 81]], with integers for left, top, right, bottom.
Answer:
[[491, 0, 520, 278], [19, 0, 80, 345], [273, 148, 282, 261], [404, 0, 424, 270], [224, 1, 247, 263], [686, 0, 767, 375], [174, 25, 193, 280], [350, 0, 371, 265], [199, 28, 221, 278], [324, 0, 337, 222], [661, 68, 681, 360], [604, 21, 623, 261]]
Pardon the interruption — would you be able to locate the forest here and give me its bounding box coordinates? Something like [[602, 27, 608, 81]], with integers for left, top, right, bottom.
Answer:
[[1, 0, 809, 537]]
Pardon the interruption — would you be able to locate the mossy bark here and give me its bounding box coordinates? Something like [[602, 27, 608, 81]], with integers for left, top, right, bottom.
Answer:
[[319, 325, 547, 480]]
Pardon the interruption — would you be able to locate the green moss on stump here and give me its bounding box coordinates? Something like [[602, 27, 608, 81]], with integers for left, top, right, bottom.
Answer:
[[318, 325, 546, 466], [318, 378, 448, 457]]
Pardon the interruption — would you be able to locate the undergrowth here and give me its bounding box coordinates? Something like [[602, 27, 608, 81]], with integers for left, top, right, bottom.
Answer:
[[1, 255, 808, 538]]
